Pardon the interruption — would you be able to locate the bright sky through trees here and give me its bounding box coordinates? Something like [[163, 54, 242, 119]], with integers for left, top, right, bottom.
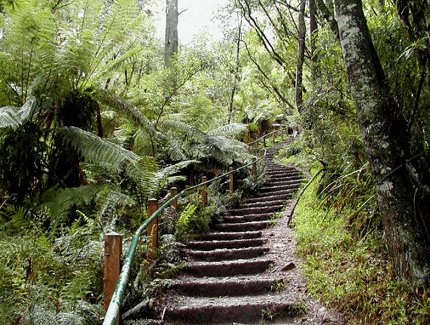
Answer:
[[156, 0, 229, 44]]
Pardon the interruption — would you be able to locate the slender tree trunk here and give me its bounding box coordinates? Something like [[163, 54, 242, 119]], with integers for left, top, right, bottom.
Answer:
[[165, 0, 178, 67], [295, 0, 306, 113], [334, 0, 430, 285], [309, 0, 318, 79], [228, 15, 243, 124], [316, 0, 339, 39]]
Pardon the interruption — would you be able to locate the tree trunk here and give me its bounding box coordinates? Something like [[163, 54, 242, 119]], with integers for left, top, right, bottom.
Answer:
[[165, 0, 179, 67], [228, 15, 243, 124], [334, 0, 430, 285], [309, 0, 318, 79], [295, 0, 306, 113]]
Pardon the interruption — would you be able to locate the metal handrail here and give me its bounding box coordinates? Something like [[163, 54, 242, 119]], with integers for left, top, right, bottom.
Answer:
[[248, 124, 287, 146], [103, 149, 269, 325]]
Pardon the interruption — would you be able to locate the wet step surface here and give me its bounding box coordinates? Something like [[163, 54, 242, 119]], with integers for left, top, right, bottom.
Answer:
[[153, 140, 305, 324]]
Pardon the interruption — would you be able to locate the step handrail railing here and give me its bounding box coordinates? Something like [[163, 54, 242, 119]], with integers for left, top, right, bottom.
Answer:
[[103, 149, 269, 325], [248, 124, 288, 146]]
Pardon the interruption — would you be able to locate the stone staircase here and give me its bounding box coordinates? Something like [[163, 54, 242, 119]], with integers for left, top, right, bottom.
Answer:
[[157, 143, 305, 324]]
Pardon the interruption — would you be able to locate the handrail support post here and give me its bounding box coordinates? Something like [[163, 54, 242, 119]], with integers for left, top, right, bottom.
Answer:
[[147, 199, 158, 261], [103, 232, 122, 325], [170, 187, 178, 213], [201, 176, 207, 206], [252, 157, 257, 180], [229, 167, 234, 193]]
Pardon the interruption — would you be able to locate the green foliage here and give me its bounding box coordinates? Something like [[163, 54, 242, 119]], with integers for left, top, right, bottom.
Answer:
[[293, 176, 430, 324], [0, 223, 104, 324], [175, 202, 198, 237]]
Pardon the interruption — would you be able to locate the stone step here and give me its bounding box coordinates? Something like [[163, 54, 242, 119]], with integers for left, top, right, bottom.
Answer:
[[258, 181, 302, 193], [213, 220, 273, 232], [183, 258, 273, 277], [183, 246, 269, 262], [198, 231, 262, 241], [266, 168, 300, 174], [162, 295, 301, 324], [265, 176, 303, 184], [253, 190, 296, 201], [222, 213, 269, 223], [240, 199, 285, 208], [246, 192, 294, 203], [168, 275, 282, 297], [186, 238, 265, 251], [227, 204, 283, 216]]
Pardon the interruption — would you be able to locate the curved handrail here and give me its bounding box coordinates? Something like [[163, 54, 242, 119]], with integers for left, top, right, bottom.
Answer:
[[103, 149, 268, 325], [248, 124, 287, 146]]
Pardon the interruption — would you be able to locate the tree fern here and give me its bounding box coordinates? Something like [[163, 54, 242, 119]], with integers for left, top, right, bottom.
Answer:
[[0, 97, 38, 129], [206, 123, 247, 137], [42, 184, 103, 236]]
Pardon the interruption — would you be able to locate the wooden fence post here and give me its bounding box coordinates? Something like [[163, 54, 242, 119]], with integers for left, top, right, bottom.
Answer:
[[281, 125, 284, 141], [252, 157, 257, 180], [272, 128, 275, 143], [201, 176, 207, 207], [170, 187, 178, 212], [147, 198, 158, 261], [229, 167, 234, 193], [103, 232, 122, 325]]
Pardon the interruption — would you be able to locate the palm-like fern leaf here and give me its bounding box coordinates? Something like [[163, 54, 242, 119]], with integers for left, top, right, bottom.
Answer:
[[206, 123, 247, 137], [95, 90, 155, 135], [0, 97, 38, 129], [58, 126, 140, 169], [58, 126, 158, 191], [0, 107, 22, 129]]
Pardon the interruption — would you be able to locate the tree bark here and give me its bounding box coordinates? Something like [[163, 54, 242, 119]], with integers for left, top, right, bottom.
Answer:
[[334, 0, 430, 285], [165, 0, 179, 67], [228, 15, 243, 124], [295, 0, 306, 113]]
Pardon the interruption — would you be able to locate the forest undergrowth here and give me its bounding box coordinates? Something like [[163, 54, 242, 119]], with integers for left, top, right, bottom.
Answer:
[[279, 139, 430, 325]]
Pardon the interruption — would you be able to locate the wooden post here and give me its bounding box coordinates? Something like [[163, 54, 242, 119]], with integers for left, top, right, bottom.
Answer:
[[229, 167, 234, 193], [147, 198, 158, 261], [272, 129, 275, 143], [252, 157, 257, 180], [281, 125, 284, 140], [263, 135, 266, 148], [104, 232, 122, 325], [201, 176, 207, 207], [170, 187, 178, 212]]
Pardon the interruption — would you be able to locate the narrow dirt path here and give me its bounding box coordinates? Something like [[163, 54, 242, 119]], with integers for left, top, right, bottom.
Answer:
[[150, 141, 345, 324]]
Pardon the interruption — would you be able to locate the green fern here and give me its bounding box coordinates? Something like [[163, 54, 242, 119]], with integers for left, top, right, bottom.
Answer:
[[42, 184, 103, 236], [176, 203, 197, 236]]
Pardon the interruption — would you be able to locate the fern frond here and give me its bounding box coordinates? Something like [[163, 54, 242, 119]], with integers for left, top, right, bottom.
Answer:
[[166, 138, 187, 161], [0, 106, 22, 129], [95, 90, 155, 133], [155, 160, 199, 180], [0, 97, 38, 129], [206, 123, 247, 137], [158, 119, 206, 142], [153, 160, 199, 192], [58, 126, 140, 169], [42, 184, 103, 235]]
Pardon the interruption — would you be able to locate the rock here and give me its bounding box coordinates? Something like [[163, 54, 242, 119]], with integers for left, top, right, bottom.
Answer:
[[281, 262, 296, 271]]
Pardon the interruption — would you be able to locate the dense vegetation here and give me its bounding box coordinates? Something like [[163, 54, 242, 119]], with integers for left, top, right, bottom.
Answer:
[[0, 0, 429, 324]]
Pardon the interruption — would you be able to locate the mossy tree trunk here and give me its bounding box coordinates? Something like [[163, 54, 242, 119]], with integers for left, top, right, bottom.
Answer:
[[295, 0, 306, 113], [165, 0, 179, 68], [334, 0, 430, 285]]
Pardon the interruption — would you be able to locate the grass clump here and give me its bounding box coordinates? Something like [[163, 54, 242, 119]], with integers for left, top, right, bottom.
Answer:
[[292, 177, 430, 324]]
